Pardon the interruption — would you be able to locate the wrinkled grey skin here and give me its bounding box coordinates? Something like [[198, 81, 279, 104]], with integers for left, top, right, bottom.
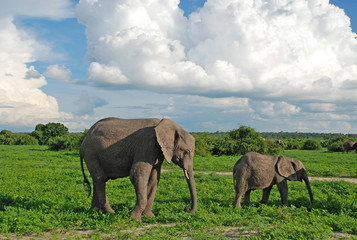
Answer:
[[343, 141, 357, 153], [233, 152, 314, 208], [80, 117, 197, 222]]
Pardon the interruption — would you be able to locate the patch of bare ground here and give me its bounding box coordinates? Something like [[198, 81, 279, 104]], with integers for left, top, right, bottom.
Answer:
[[331, 232, 357, 240], [0, 229, 96, 240], [120, 223, 177, 237], [217, 226, 259, 238], [0, 224, 178, 239], [1, 225, 356, 239]]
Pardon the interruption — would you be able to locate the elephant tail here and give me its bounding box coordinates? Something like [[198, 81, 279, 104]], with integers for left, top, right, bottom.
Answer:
[[80, 152, 92, 197], [233, 168, 237, 189]]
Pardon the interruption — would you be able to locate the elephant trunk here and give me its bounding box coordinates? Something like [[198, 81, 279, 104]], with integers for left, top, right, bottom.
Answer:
[[183, 168, 197, 214], [303, 171, 314, 204]]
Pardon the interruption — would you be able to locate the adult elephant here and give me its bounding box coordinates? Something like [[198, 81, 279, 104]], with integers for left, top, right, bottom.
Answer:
[[80, 117, 197, 222], [233, 152, 314, 208], [343, 141, 357, 153]]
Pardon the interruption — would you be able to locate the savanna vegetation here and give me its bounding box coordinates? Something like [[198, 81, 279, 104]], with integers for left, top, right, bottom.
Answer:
[[0, 123, 356, 238], [0, 145, 356, 239]]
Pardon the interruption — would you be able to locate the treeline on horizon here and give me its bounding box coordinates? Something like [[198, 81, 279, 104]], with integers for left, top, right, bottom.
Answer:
[[193, 131, 357, 140], [1, 123, 356, 155]]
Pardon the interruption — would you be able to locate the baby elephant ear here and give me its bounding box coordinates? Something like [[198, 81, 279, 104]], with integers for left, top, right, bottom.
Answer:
[[276, 156, 299, 181], [154, 119, 178, 163]]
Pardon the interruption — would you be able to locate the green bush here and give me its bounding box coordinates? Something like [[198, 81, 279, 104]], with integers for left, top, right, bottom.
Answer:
[[47, 134, 83, 151], [0, 130, 17, 145], [193, 133, 215, 157], [328, 142, 344, 152], [31, 123, 69, 145], [212, 126, 281, 156], [284, 139, 303, 150], [301, 139, 322, 150], [15, 134, 38, 145], [0, 130, 38, 145], [326, 135, 349, 152]]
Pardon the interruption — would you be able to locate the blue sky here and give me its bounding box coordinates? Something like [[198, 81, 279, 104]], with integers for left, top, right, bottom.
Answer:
[[1, 0, 357, 133]]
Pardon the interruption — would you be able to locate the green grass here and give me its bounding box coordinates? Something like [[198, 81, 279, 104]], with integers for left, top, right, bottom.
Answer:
[[0, 145, 356, 239]]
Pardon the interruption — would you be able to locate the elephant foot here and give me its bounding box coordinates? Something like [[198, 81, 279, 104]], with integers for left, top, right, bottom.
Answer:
[[104, 203, 116, 214], [129, 211, 142, 223], [143, 210, 155, 218], [233, 203, 242, 209], [105, 208, 116, 215], [91, 206, 116, 214]]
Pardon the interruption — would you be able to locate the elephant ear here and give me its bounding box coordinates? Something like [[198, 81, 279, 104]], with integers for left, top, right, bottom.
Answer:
[[154, 119, 179, 163], [276, 156, 299, 181]]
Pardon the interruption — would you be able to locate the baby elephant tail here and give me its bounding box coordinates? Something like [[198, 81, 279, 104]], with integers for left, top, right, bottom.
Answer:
[[80, 152, 91, 197]]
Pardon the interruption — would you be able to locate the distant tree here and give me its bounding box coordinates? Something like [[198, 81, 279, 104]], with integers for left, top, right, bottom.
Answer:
[[0, 130, 17, 145], [32, 123, 69, 145], [326, 135, 350, 152], [301, 139, 322, 150], [193, 132, 215, 156], [212, 125, 281, 155]]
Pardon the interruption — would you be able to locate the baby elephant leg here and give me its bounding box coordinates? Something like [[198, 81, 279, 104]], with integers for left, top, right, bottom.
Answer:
[[233, 188, 244, 209], [277, 180, 289, 206], [244, 190, 251, 206], [260, 185, 273, 204]]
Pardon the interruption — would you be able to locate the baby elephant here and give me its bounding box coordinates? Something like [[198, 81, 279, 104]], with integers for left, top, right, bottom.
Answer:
[[233, 152, 314, 208]]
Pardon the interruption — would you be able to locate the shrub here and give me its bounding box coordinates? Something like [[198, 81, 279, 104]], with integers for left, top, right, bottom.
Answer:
[[285, 139, 303, 150], [15, 134, 38, 145], [0, 130, 17, 145], [301, 139, 322, 150], [48, 134, 83, 151], [326, 135, 349, 152], [0, 130, 38, 145], [193, 133, 215, 156], [32, 123, 69, 145], [327, 142, 344, 152], [212, 126, 282, 156]]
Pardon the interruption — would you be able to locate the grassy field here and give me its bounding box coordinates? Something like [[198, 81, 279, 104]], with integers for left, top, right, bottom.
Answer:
[[0, 145, 356, 239]]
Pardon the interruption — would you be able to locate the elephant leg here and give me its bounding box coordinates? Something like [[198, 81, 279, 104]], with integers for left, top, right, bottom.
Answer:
[[233, 183, 246, 209], [260, 186, 273, 204], [129, 162, 152, 222], [143, 164, 162, 218], [243, 190, 251, 206], [91, 175, 115, 214], [277, 180, 288, 206]]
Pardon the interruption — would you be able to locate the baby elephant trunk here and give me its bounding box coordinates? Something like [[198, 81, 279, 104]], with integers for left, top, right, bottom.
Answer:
[[302, 171, 314, 204]]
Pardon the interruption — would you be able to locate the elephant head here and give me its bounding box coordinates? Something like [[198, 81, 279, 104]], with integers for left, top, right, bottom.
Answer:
[[276, 156, 314, 203], [155, 119, 197, 214]]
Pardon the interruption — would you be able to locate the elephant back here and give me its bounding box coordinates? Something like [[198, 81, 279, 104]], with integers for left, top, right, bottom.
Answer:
[[82, 118, 161, 150]]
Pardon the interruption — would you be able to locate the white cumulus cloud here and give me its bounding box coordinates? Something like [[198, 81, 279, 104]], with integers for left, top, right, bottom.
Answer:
[[0, 0, 74, 129], [44, 64, 72, 82], [76, 0, 357, 102]]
